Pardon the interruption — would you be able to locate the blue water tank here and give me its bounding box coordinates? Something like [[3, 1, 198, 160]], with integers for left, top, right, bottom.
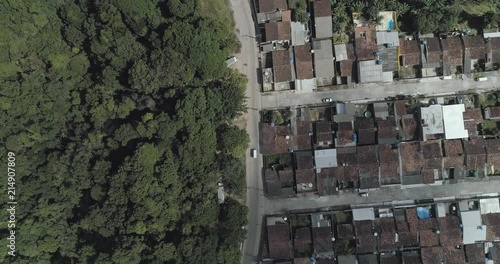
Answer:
[[376, 60, 384, 65]]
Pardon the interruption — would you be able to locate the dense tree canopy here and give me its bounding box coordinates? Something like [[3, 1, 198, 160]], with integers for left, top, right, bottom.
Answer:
[[0, 0, 248, 263]]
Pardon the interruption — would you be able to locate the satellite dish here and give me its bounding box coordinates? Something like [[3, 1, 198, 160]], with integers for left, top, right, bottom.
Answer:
[[308, 183, 313, 188]]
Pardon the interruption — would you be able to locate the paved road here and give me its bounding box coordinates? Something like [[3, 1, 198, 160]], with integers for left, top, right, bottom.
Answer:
[[261, 77, 500, 109], [265, 180, 500, 214], [229, 1, 266, 263]]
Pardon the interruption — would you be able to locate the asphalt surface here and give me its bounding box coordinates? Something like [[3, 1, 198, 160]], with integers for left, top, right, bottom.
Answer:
[[265, 180, 500, 214], [228, 0, 266, 263], [261, 77, 500, 109]]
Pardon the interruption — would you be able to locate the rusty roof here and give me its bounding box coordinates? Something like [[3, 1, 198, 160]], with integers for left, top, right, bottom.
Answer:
[[441, 37, 463, 66], [463, 35, 486, 60], [355, 25, 377, 61], [268, 224, 294, 259], [313, 0, 332, 17], [258, 0, 288, 13], [463, 108, 483, 122], [265, 21, 291, 41], [294, 44, 314, 79]]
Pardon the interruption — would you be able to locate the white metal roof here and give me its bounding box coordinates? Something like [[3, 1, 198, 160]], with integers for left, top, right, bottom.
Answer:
[[353, 208, 375, 221], [480, 198, 500, 214], [461, 210, 487, 244], [334, 44, 348, 61], [315, 16, 333, 39], [376, 31, 400, 46], [358, 60, 383, 83], [442, 104, 469, 139], [291, 22, 309, 46], [294, 79, 316, 93], [314, 149, 337, 169], [421, 105, 444, 138]]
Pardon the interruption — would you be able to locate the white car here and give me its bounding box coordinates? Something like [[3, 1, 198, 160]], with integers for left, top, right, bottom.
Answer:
[[322, 98, 333, 103], [250, 148, 257, 158]]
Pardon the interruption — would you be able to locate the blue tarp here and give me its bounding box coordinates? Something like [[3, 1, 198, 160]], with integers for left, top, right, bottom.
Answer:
[[417, 207, 431, 219]]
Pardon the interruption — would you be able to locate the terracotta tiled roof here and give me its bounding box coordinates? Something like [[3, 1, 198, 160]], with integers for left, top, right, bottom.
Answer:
[[337, 121, 353, 131], [422, 169, 435, 184], [463, 35, 485, 60], [400, 142, 422, 173], [400, 39, 421, 66], [358, 128, 376, 145], [419, 229, 439, 247], [260, 123, 293, 154], [273, 65, 293, 82], [273, 50, 291, 66], [379, 144, 399, 163], [401, 114, 418, 141], [463, 108, 483, 122], [295, 169, 315, 184], [336, 224, 354, 239], [268, 224, 293, 259], [265, 21, 291, 41], [315, 121, 333, 133], [482, 213, 500, 225], [443, 139, 464, 168], [339, 44, 356, 77], [337, 130, 355, 146], [395, 100, 407, 117], [424, 38, 442, 64], [487, 106, 500, 119], [294, 227, 312, 253], [313, 0, 331, 17], [465, 244, 485, 264], [355, 117, 375, 130], [279, 168, 294, 182], [440, 229, 462, 247], [295, 153, 314, 169], [258, 0, 288, 13], [464, 138, 486, 155], [399, 232, 418, 247], [355, 25, 377, 61], [295, 134, 312, 150], [357, 145, 378, 164], [486, 138, 500, 165], [312, 226, 334, 254], [441, 37, 463, 66], [294, 44, 314, 79]]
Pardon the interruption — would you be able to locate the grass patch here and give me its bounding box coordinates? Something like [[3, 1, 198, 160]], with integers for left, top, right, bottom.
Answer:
[[479, 92, 500, 107], [333, 211, 352, 224], [482, 119, 499, 130], [264, 153, 293, 168], [290, 214, 311, 227], [198, 0, 241, 53]]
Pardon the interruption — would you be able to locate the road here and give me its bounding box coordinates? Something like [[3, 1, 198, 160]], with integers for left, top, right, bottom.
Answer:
[[261, 77, 500, 109], [229, 0, 266, 263], [265, 180, 500, 214]]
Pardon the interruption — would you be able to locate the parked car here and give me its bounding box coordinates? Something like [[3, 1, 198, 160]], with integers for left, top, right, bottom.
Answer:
[[359, 192, 369, 197], [322, 98, 333, 103], [250, 148, 258, 158]]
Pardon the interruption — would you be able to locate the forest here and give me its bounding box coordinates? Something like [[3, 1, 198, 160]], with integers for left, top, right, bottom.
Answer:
[[330, 0, 500, 36], [0, 0, 249, 263]]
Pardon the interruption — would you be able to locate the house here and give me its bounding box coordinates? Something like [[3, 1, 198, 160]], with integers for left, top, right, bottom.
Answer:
[[376, 32, 399, 75], [464, 138, 487, 173], [379, 144, 400, 185], [313, 0, 333, 39], [314, 148, 337, 170], [265, 169, 295, 197], [355, 117, 376, 145], [294, 44, 314, 80], [399, 39, 421, 78], [260, 123, 292, 154], [421, 37, 443, 77], [357, 145, 378, 180], [272, 49, 293, 83], [314, 121, 333, 146], [438, 215, 462, 247], [355, 25, 377, 61], [267, 223, 294, 259], [443, 139, 466, 180], [463, 107, 483, 137], [485, 106, 500, 120], [459, 208, 486, 244], [265, 21, 291, 42], [376, 216, 398, 252], [354, 219, 376, 253], [377, 116, 398, 144], [486, 37, 500, 67], [291, 21, 309, 46], [335, 43, 356, 83], [293, 227, 312, 254], [357, 60, 384, 83], [311, 213, 334, 258], [441, 37, 464, 75], [258, 0, 288, 13], [462, 35, 485, 73], [486, 139, 500, 174], [316, 167, 337, 195], [420, 104, 468, 141], [313, 39, 335, 85]]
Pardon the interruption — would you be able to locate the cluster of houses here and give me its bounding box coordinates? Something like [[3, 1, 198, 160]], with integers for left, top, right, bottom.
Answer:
[[263, 197, 500, 263], [257, 0, 500, 92], [261, 96, 500, 198]]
